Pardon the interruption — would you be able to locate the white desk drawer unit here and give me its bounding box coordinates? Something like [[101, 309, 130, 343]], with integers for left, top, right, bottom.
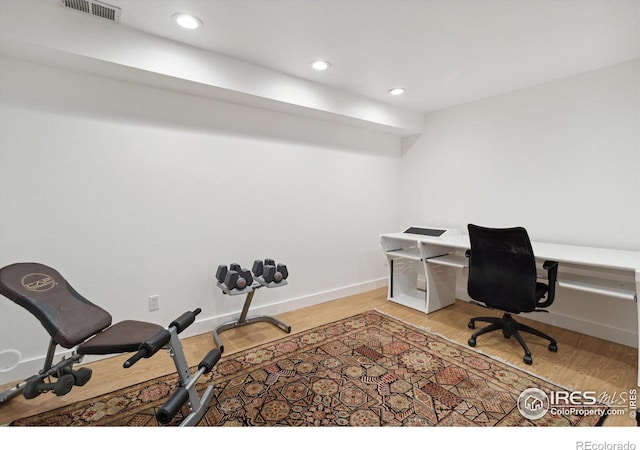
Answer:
[[380, 227, 640, 384]]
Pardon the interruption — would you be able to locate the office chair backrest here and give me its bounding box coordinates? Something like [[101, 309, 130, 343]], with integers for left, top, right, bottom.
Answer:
[[467, 224, 538, 314]]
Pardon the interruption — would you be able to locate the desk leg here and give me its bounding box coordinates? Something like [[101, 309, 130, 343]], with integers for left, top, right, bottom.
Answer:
[[424, 262, 457, 313]]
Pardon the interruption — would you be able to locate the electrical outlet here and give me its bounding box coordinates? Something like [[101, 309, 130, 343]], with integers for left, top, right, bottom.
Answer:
[[149, 295, 160, 311]]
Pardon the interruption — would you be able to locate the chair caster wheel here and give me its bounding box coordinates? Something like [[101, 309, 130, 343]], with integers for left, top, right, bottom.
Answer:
[[523, 354, 533, 365], [468, 337, 476, 347], [548, 343, 558, 352], [468, 321, 475, 329]]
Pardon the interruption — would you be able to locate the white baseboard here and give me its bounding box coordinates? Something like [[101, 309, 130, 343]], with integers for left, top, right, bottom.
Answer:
[[3, 275, 634, 386], [0, 277, 388, 385], [455, 286, 638, 348], [525, 310, 638, 348], [188, 277, 388, 337]]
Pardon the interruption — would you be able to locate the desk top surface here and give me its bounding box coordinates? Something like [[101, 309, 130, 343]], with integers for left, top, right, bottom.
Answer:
[[381, 232, 640, 272]]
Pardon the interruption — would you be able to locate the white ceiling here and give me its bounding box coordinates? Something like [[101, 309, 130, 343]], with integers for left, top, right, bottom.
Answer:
[[105, 0, 639, 114], [0, 0, 637, 135]]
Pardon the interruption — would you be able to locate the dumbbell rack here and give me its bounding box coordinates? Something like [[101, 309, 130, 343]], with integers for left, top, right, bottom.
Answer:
[[213, 260, 291, 353]]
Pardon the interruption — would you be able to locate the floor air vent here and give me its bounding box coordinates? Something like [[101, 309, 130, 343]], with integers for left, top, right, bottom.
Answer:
[[60, 0, 121, 23]]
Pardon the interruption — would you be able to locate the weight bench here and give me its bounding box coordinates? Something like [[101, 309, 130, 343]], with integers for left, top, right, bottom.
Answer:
[[0, 262, 220, 426]]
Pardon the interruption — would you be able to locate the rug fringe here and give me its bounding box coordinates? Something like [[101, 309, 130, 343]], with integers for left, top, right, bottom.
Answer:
[[371, 308, 606, 404]]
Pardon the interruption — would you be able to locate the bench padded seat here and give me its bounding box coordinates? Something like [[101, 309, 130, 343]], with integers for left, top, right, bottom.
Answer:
[[77, 320, 164, 355]]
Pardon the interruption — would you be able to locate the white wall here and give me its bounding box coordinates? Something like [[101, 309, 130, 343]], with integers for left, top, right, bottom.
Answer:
[[1, 55, 638, 383], [400, 60, 639, 250], [400, 60, 640, 346], [0, 57, 401, 382]]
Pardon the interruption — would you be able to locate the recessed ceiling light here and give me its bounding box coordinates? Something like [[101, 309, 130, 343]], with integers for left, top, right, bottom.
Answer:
[[173, 13, 202, 30], [310, 60, 330, 71], [389, 88, 405, 96]]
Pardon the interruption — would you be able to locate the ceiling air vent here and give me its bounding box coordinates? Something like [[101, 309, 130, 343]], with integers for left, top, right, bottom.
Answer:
[[60, 0, 121, 23]]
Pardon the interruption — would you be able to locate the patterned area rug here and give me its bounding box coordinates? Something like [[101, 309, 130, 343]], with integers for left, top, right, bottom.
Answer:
[[11, 310, 607, 426]]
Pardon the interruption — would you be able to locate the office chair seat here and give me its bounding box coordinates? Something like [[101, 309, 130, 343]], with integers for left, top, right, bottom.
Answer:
[[466, 224, 559, 365]]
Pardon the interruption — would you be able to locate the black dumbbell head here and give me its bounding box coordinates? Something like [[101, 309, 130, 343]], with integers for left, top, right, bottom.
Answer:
[[215, 265, 228, 283], [224, 270, 240, 290], [277, 263, 288, 280], [264, 258, 275, 267], [224, 268, 253, 290], [239, 269, 253, 288], [252, 260, 264, 277], [229, 263, 242, 272], [263, 265, 275, 283], [264, 265, 284, 283]]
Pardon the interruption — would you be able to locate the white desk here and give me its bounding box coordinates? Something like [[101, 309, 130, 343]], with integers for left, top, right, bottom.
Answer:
[[380, 228, 640, 384]]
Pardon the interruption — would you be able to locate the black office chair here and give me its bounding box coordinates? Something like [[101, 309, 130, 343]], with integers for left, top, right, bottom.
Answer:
[[465, 224, 559, 365]]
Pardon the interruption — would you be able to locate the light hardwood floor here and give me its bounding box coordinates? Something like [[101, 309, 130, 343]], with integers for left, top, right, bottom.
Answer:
[[1, 287, 637, 426]]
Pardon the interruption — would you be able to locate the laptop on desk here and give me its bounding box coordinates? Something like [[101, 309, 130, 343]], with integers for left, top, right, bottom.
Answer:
[[403, 227, 461, 238]]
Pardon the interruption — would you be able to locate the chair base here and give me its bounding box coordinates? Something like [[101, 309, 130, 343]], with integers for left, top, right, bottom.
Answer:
[[467, 313, 557, 365]]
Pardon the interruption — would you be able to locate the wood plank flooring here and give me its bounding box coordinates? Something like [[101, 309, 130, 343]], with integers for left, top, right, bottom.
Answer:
[[0, 287, 637, 426]]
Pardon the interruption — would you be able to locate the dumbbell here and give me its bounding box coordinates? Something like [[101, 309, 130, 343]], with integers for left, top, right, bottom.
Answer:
[[251, 258, 276, 277], [215, 265, 228, 284], [216, 264, 253, 290], [252, 259, 288, 284]]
